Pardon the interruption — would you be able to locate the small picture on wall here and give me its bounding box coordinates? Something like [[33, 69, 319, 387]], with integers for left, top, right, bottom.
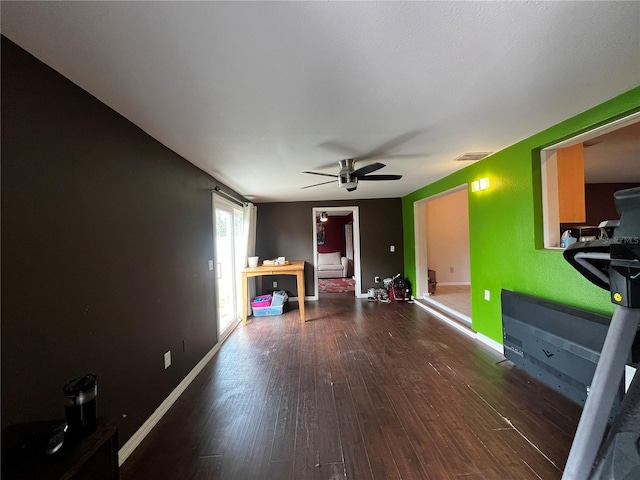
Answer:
[[317, 223, 325, 245]]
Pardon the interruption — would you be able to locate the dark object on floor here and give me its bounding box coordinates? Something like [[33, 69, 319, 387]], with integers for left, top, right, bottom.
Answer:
[[389, 274, 412, 301], [502, 289, 619, 409], [428, 269, 437, 295]]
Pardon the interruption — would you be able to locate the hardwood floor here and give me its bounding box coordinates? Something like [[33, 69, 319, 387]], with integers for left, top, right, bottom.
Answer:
[[119, 296, 581, 480], [424, 284, 471, 320]]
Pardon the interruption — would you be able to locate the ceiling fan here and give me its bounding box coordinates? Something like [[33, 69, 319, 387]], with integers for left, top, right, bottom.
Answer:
[[301, 159, 402, 192]]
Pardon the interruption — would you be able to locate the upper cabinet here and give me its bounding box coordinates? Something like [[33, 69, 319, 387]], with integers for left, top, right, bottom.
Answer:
[[557, 143, 586, 223]]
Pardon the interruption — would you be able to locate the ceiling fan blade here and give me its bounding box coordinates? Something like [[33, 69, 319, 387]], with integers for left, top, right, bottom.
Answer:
[[352, 162, 385, 177], [301, 179, 337, 189], [358, 174, 403, 181], [355, 131, 423, 161], [317, 141, 361, 159], [303, 171, 338, 178]]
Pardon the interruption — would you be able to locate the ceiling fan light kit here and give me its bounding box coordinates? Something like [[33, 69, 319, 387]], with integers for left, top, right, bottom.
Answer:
[[302, 158, 402, 192], [338, 159, 358, 190]]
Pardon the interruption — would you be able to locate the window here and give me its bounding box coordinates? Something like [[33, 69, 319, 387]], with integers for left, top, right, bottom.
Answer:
[[541, 112, 640, 248]]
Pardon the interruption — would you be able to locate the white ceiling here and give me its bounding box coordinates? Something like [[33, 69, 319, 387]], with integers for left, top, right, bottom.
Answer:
[[2, 1, 639, 203]]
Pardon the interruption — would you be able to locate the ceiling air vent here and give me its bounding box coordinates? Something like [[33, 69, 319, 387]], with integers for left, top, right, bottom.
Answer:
[[453, 152, 492, 162]]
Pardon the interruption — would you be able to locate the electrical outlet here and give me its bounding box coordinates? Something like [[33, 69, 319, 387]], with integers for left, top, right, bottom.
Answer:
[[272, 281, 278, 288], [208, 260, 213, 271], [375, 276, 380, 283], [390, 245, 395, 252], [164, 351, 171, 369], [484, 289, 491, 301]]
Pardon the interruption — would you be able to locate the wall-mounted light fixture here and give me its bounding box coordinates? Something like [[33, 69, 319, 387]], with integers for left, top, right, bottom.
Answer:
[[320, 212, 329, 222], [471, 177, 490, 192]]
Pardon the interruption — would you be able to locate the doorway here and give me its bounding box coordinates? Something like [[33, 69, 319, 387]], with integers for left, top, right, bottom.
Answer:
[[213, 195, 244, 340], [414, 186, 471, 324], [312, 206, 362, 299]]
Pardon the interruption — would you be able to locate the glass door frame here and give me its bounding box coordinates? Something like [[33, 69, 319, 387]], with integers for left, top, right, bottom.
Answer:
[[213, 195, 245, 342]]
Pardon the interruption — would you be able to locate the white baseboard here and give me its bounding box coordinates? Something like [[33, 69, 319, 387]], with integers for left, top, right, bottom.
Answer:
[[414, 301, 476, 339], [118, 341, 222, 466], [422, 298, 472, 326], [437, 282, 471, 286], [413, 300, 503, 355], [476, 333, 504, 354]]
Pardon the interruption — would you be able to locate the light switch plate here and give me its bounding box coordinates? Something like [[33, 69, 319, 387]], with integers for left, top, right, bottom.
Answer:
[[164, 351, 171, 369], [484, 289, 491, 301], [208, 260, 214, 271]]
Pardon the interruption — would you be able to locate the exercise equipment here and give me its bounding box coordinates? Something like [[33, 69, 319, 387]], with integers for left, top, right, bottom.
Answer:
[[562, 186, 640, 479]]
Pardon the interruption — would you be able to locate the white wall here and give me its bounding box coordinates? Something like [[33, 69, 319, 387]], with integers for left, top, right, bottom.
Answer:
[[425, 189, 470, 284]]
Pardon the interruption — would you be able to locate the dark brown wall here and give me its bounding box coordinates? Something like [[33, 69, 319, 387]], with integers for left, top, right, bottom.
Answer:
[[1, 37, 231, 444], [585, 183, 640, 225], [256, 200, 404, 295]]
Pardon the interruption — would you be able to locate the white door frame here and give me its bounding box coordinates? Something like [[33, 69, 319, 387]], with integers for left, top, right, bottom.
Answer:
[[311, 206, 363, 299], [413, 184, 468, 298]]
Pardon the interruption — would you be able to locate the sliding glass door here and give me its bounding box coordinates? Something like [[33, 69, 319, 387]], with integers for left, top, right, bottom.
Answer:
[[214, 196, 245, 339]]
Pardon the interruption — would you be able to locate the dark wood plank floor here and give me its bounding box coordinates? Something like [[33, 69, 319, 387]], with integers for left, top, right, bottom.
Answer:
[[120, 294, 581, 480]]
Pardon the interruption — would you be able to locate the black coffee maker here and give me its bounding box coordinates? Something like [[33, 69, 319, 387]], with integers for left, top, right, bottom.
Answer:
[[43, 374, 97, 455], [63, 374, 97, 439]]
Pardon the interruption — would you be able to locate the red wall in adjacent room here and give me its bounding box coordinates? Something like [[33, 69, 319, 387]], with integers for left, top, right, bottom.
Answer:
[[318, 214, 352, 255]]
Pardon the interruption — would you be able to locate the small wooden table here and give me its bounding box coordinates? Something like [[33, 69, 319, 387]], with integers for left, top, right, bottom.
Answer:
[[241, 260, 305, 325], [3, 423, 119, 480]]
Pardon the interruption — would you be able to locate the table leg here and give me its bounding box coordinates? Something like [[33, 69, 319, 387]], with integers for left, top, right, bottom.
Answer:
[[241, 273, 248, 326], [297, 270, 305, 322]]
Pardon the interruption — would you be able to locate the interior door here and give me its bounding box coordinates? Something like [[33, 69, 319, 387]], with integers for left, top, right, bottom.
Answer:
[[345, 222, 353, 277], [214, 196, 244, 339]]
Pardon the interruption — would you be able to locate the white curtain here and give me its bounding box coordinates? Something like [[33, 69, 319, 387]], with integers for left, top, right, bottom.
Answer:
[[243, 202, 258, 311]]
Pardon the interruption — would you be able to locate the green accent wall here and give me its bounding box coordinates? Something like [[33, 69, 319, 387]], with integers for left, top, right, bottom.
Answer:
[[403, 86, 640, 343]]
